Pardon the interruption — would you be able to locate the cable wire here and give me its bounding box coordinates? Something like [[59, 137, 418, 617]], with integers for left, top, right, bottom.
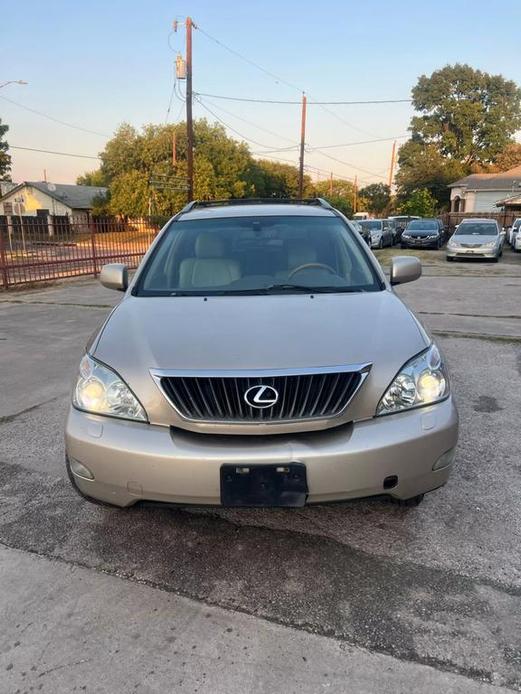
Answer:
[[10, 145, 100, 159], [0, 95, 110, 138], [194, 96, 299, 152], [194, 91, 411, 105]]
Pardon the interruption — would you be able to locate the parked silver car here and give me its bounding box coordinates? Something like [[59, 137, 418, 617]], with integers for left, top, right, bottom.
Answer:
[[65, 199, 458, 509], [446, 219, 503, 261], [359, 219, 394, 249]]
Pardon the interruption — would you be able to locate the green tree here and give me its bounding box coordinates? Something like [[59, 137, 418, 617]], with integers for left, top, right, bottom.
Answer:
[[399, 188, 437, 217], [396, 64, 521, 208], [0, 119, 11, 180], [395, 141, 466, 208], [410, 64, 521, 165], [255, 159, 313, 198], [314, 178, 355, 217], [76, 169, 108, 186], [490, 142, 521, 172], [357, 183, 390, 214]]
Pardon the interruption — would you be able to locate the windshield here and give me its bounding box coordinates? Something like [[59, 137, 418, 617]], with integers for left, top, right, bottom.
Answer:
[[136, 215, 383, 296], [407, 220, 438, 231], [359, 220, 381, 230], [454, 222, 498, 236]]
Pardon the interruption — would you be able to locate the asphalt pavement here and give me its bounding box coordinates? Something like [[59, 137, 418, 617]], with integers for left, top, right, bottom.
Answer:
[[1, 248, 520, 693]]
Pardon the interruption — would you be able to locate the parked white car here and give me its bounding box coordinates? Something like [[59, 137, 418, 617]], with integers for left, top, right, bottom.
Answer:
[[509, 218, 521, 247]]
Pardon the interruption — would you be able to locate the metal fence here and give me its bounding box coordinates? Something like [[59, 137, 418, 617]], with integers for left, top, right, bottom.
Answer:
[[0, 215, 167, 289]]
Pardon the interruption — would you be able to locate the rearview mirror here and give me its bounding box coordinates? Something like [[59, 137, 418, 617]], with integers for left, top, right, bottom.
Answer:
[[100, 263, 128, 292], [390, 256, 422, 286]]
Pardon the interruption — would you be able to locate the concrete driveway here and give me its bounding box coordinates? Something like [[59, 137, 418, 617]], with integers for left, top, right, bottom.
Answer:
[[1, 249, 521, 693]]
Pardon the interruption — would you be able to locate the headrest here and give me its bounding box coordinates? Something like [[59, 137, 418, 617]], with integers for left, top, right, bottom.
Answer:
[[195, 232, 225, 258], [288, 241, 317, 268]]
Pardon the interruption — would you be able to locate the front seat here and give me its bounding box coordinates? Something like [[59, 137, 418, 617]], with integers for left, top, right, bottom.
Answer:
[[179, 232, 241, 289]]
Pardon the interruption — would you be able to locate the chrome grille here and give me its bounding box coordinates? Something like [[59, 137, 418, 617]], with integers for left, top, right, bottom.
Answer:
[[159, 370, 365, 422]]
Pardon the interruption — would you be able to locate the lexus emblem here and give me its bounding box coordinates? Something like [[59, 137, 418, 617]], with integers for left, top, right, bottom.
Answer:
[[244, 384, 279, 409]]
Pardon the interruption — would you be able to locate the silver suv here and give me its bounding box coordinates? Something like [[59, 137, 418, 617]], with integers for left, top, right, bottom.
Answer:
[[65, 199, 458, 509]]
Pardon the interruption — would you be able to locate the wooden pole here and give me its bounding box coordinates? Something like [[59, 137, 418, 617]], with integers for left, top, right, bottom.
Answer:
[[388, 140, 396, 189], [298, 93, 307, 198], [186, 17, 194, 202]]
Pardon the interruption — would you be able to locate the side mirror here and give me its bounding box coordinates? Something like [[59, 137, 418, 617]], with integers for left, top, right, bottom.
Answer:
[[100, 263, 128, 292], [390, 256, 422, 286]]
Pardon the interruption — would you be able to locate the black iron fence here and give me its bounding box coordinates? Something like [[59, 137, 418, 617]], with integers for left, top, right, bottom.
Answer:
[[0, 215, 168, 289]]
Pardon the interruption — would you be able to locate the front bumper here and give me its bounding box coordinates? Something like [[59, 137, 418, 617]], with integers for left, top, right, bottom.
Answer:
[[65, 397, 459, 507], [402, 237, 439, 249], [446, 246, 497, 259]]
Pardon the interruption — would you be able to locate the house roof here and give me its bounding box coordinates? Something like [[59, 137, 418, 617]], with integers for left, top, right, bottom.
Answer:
[[495, 193, 521, 207], [0, 181, 107, 209], [450, 165, 521, 191]]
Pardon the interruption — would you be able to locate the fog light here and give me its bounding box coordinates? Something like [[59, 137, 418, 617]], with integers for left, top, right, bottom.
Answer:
[[69, 458, 95, 480], [432, 448, 456, 471]]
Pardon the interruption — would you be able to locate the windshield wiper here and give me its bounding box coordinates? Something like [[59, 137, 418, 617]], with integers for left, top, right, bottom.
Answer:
[[263, 284, 363, 294]]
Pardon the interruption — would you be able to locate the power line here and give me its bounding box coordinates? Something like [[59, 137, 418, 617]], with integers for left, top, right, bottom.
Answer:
[[307, 135, 408, 150], [194, 96, 297, 152], [197, 96, 298, 146], [10, 145, 101, 159], [194, 91, 411, 106], [308, 147, 388, 180], [195, 25, 303, 94], [0, 95, 110, 138]]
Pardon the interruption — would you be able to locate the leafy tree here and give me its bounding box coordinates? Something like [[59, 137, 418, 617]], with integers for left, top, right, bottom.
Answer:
[[396, 64, 521, 208], [399, 188, 437, 217], [490, 142, 521, 172], [314, 178, 355, 217], [410, 64, 521, 165], [76, 169, 108, 186], [395, 141, 466, 208], [0, 119, 11, 180], [79, 119, 317, 215], [357, 183, 390, 214], [254, 159, 313, 198]]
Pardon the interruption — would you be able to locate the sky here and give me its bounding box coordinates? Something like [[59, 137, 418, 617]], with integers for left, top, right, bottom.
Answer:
[[2, 0, 521, 188]]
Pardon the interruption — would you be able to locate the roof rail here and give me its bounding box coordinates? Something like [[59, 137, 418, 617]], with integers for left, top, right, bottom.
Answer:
[[179, 197, 334, 213]]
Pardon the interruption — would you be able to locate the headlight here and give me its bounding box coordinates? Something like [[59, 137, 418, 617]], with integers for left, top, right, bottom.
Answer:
[[73, 354, 147, 421], [377, 344, 449, 416], [482, 241, 496, 249]]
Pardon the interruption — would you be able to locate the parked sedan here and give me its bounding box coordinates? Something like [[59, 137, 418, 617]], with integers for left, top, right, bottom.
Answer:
[[359, 219, 394, 249], [446, 219, 503, 262], [388, 215, 420, 243], [401, 219, 445, 249]]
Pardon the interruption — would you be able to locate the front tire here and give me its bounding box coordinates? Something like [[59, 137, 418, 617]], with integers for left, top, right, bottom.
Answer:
[[446, 256, 454, 262], [390, 494, 424, 508]]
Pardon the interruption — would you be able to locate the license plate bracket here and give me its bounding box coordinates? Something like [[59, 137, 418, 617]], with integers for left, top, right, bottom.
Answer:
[[220, 463, 308, 507]]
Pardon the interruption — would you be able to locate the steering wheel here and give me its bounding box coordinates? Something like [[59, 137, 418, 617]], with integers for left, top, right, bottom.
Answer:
[[288, 262, 337, 279]]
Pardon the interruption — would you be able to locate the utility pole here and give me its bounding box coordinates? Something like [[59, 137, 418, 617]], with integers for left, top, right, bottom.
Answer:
[[388, 140, 396, 189], [172, 128, 177, 167], [329, 172, 333, 196], [298, 93, 307, 198], [186, 16, 194, 202], [353, 176, 358, 214]]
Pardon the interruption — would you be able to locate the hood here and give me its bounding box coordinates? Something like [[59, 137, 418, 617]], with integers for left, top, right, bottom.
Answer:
[[452, 234, 497, 245], [93, 290, 429, 427]]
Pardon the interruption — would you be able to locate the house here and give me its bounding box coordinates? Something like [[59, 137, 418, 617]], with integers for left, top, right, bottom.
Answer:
[[0, 181, 107, 222], [449, 165, 521, 213]]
